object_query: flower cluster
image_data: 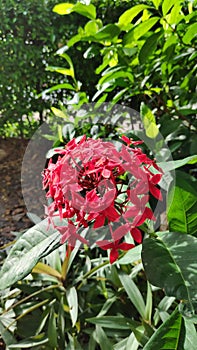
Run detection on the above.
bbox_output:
[43,135,162,263]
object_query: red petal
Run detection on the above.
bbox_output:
[94,214,105,228]
[96,240,113,250]
[118,242,135,250]
[121,135,131,145]
[130,228,142,243]
[149,183,162,200]
[151,174,162,185]
[110,248,119,264]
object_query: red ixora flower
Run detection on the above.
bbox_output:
[42,135,163,263]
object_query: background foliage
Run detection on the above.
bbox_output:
[0,0,197,349]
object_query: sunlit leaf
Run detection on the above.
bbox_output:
[0,219,61,290]
[144,309,197,350]
[124,17,159,44]
[66,287,78,327]
[53,2,96,19]
[167,171,197,235]
[53,3,74,15]
[140,102,159,138]
[118,5,150,28]
[183,23,197,44]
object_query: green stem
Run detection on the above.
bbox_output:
[61,244,72,283]
[77,260,109,290]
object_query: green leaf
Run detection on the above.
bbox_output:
[87,316,135,329]
[158,155,197,172]
[8,334,48,348]
[142,232,197,319]
[139,31,161,64]
[124,17,159,44]
[51,106,68,119]
[140,102,159,138]
[151,0,162,10]
[167,172,197,235]
[94,24,120,41]
[144,309,197,350]
[53,2,96,19]
[53,3,74,15]
[73,3,96,20]
[162,0,180,16]
[66,287,78,327]
[183,23,197,44]
[48,307,58,348]
[94,325,113,350]
[46,65,74,78]
[0,317,17,347]
[38,83,75,97]
[32,262,62,280]
[117,244,142,265]
[118,271,146,319]
[0,219,61,290]
[118,5,150,28]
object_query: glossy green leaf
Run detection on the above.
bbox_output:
[117,244,142,265]
[8,334,48,348]
[51,106,68,119]
[183,23,197,44]
[46,65,74,78]
[94,24,120,41]
[158,155,197,172]
[94,325,113,350]
[140,102,159,138]
[0,317,17,347]
[119,271,146,319]
[53,2,96,19]
[139,32,161,64]
[142,232,197,319]
[87,316,134,329]
[124,17,159,44]
[0,218,61,290]
[48,307,58,348]
[162,0,180,16]
[151,0,162,9]
[167,172,197,235]
[53,3,74,15]
[66,287,78,327]
[144,309,197,350]
[118,5,150,28]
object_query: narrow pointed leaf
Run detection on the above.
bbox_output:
[66,287,78,327]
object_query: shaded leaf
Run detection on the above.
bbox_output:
[94,325,113,350]
[139,32,161,64]
[119,271,146,319]
[142,232,197,319]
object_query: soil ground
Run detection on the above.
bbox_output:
[0,138,35,246]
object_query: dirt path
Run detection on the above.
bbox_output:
[0,138,33,245]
